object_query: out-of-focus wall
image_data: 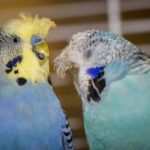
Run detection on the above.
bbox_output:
[0,0,149,149]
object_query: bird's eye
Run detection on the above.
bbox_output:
[13,37,19,43]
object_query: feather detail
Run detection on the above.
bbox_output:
[3,13,56,42]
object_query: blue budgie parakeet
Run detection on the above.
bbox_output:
[54,29,150,150]
[0,14,73,150]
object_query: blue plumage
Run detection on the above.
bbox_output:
[84,62,150,150]
[0,72,67,150]
[0,14,73,150]
[54,29,150,150]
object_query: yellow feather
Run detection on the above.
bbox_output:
[3,14,55,83]
[3,13,56,42]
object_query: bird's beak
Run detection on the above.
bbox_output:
[31,35,49,61]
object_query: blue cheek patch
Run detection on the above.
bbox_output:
[6,56,23,68]
[86,66,105,79]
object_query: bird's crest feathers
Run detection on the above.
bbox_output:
[3,13,56,41]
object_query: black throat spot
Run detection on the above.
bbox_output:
[16,77,27,86]
[14,70,19,74]
[87,71,106,103]
[5,68,13,74]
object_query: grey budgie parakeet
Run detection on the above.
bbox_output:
[54,29,150,150]
[0,14,73,150]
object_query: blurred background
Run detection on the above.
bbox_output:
[0,0,150,149]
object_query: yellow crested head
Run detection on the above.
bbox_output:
[1,14,55,83]
[3,13,56,42]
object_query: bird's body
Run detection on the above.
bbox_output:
[55,29,150,150]
[84,66,150,150]
[0,15,73,150]
[0,71,67,150]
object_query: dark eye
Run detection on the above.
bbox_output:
[13,37,19,43]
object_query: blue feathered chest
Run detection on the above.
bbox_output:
[0,73,66,150]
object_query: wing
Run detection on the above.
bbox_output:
[47,75,73,150]
[62,116,73,150]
